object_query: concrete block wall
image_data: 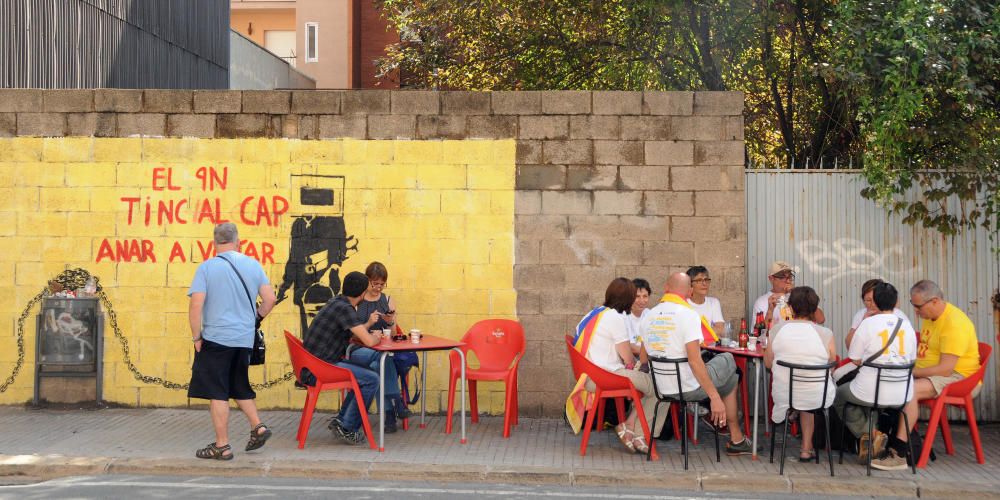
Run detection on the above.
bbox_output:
[0,89,745,417]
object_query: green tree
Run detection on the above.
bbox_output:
[834,0,1000,239]
[377,0,857,167]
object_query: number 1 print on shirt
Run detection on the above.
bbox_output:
[877,329,906,356]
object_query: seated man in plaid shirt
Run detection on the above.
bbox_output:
[302,271,381,444]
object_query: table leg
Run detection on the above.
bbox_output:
[455,347,467,444]
[752,358,761,460]
[379,351,387,452]
[420,351,428,428]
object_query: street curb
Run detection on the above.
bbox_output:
[1,453,999,498]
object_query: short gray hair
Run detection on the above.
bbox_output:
[214,222,239,245]
[910,279,944,300]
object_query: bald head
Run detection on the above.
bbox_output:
[665,272,692,297]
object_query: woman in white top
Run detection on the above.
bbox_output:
[844,278,910,349]
[833,282,917,459]
[582,278,666,455]
[685,266,724,336]
[625,278,652,357]
[764,286,837,462]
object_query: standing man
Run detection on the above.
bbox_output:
[188,223,276,460]
[872,279,981,470]
[302,271,382,445]
[752,261,825,326]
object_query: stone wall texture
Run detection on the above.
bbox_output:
[0,89,745,416]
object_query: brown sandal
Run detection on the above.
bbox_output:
[246,423,272,451]
[196,442,233,460]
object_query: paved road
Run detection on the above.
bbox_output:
[0,475,891,500]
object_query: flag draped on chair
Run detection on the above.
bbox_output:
[564,306,608,434]
[659,293,719,344]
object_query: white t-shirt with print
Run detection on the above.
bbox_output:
[584,310,629,373]
[850,307,910,330]
[640,300,703,395]
[688,296,724,325]
[625,309,648,346]
[848,313,918,405]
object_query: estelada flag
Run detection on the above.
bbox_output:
[659,293,720,344]
[564,305,608,434]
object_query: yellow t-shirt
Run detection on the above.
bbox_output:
[916,302,980,377]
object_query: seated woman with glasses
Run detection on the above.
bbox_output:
[764,286,837,462]
[345,261,407,432]
[685,266,725,338]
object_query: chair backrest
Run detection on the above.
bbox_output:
[461,319,526,371]
[647,354,690,402]
[939,342,992,398]
[776,359,837,411]
[862,359,916,409]
[563,335,633,391]
[283,330,353,385]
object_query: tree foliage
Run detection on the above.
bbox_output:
[376,0,1000,243]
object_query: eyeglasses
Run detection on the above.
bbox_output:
[772,273,794,281]
[692,278,712,284]
[911,298,934,309]
[370,281,386,289]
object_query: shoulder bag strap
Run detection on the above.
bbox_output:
[864,318,902,365]
[218,255,256,319]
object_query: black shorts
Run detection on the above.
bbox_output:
[188,339,256,401]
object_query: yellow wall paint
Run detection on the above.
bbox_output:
[0,137,516,412]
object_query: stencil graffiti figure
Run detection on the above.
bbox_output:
[275,175,358,336]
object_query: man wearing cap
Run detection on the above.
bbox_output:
[302,271,382,445]
[753,261,825,326]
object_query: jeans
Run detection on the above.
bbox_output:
[346,347,401,416]
[335,361,379,432]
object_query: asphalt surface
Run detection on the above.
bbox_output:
[0,475,901,500]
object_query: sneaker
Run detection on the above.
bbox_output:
[384,417,398,434]
[725,437,757,456]
[327,416,343,432]
[334,423,366,445]
[871,447,908,471]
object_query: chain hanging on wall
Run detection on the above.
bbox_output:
[3,269,294,393]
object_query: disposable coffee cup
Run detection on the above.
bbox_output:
[410,329,421,343]
[382,328,392,339]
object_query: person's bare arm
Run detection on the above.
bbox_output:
[914,354,959,378]
[685,341,724,425]
[350,324,380,348]
[813,307,826,325]
[712,322,725,337]
[845,328,857,349]
[257,284,276,318]
[189,292,205,351]
[615,341,634,368]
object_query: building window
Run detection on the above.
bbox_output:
[305,22,319,62]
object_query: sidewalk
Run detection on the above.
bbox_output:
[0,406,997,497]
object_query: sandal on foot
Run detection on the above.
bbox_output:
[196,442,233,460]
[246,423,272,451]
[615,423,636,453]
[632,435,650,454]
[797,450,816,462]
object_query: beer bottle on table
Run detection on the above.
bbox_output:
[754,312,766,338]
[738,318,749,349]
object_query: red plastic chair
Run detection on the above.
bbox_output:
[916,342,992,468]
[446,319,525,438]
[564,335,658,459]
[284,331,376,450]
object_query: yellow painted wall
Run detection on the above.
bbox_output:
[0,137,516,412]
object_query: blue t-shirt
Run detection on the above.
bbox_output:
[188,251,270,348]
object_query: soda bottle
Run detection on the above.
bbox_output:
[738,318,749,349]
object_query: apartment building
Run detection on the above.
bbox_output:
[231,0,399,89]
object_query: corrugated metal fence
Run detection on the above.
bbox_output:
[0,0,228,89]
[746,169,1000,421]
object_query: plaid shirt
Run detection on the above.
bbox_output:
[303,295,363,364]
